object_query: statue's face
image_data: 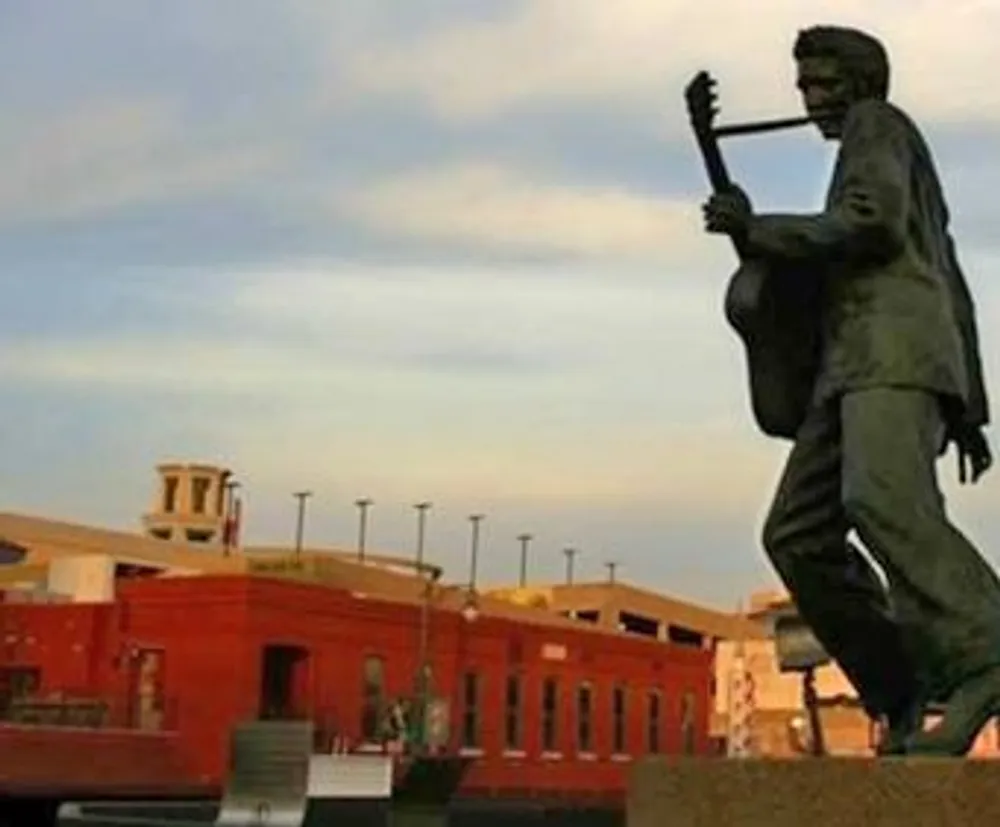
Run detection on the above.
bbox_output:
[796,56,852,140]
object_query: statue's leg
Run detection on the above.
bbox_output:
[762,398,920,729]
[840,387,1000,755]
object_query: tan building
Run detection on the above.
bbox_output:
[715,589,1000,758]
[141,462,234,544]
[485,581,761,650]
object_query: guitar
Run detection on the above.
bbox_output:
[684,71,820,440]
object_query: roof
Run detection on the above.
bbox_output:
[0,512,251,574]
[0,512,625,635]
[0,510,762,642]
[0,512,431,582]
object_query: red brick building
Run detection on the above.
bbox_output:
[0,570,714,798]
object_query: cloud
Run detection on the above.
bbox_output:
[3,259,995,520]
[0,262,735,400]
[0,260,765,515]
[0,99,281,225]
[1,1,996,608]
[341,0,1000,130]
[334,160,721,264]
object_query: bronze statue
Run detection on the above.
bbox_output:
[691,25,998,756]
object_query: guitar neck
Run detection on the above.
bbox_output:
[696,131,732,194]
[694,129,745,257]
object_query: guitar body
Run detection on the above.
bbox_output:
[723,257,821,440]
[684,71,821,441]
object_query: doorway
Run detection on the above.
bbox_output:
[259,644,309,720]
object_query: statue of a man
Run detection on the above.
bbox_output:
[702,25,998,756]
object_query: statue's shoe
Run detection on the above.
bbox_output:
[904,666,1000,757]
[876,699,925,756]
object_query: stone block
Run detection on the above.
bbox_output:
[628,757,1000,827]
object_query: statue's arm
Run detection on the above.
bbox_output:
[945,236,990,427]
[743,101,910,264]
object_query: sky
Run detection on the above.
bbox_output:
[1,0,998,608]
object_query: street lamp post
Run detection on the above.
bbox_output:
[355,498,373,562]
[292,491,312,559]
[414,502,431,570]
[563,547,579,585]
[517,533,532,588]
[468,514,485,592]
[413,501,433,752]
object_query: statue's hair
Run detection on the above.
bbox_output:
[793,26,890,100]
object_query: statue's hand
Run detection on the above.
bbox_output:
[951,422,992,484]
[702,185,752,237]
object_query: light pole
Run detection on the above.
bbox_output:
[413,501,433,752]
[517,533,532,588]
[605,560,619,585]
[292,491,312,559]
[563,547,579,585]
[468,514,485,592]
[414,502,431,571]
[355,497,373,562]
[222,479,240,556]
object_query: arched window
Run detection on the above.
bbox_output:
[576,682,594,753]
[646,690,662,754]
[612,682,628,754]
[541,677,559,752]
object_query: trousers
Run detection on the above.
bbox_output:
[762,387,1000,714]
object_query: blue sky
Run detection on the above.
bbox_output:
[1,0,998,607]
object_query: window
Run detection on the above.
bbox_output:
[617,611,659,638]
[541,677,559,752]
[576,682,594,753]
[612,683,627,754]
[461,671,481,749]
[504,673,522,750]
[163,476,179,513]
[646,690,662,754]
[361,656,385,742]
[681,690,696,754]
[0,667,40,714]
[668,625,704,648]
[0,541,27,565]
[191,477,211,514]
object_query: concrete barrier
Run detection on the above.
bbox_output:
[306,753,393,826]
[628,756,1000,827]
[58,721,394,827]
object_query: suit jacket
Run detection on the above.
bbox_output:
[742,99,990,428]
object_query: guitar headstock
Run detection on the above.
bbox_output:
[685,70,720,138]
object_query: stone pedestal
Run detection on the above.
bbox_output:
[628,757,1000,827]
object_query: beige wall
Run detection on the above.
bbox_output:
[715,634,1000,758]
[46,555,116,603]
[715,638,856,718]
